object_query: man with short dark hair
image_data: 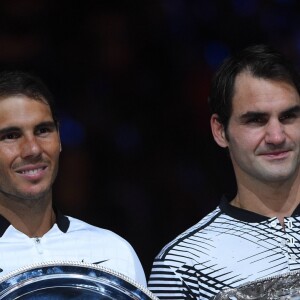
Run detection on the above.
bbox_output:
[148,45,300,299]
[0,71,146,286]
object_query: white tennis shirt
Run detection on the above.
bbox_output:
[149,197,300,299]
[0,211,146,286]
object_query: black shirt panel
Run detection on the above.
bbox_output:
[0,208,70,237]
[219,195,300,222]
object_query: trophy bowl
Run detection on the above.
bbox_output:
[211,270,300,300]
[0,261,158,299]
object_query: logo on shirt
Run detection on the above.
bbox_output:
[93,260,109,265]
[81,259,109,265]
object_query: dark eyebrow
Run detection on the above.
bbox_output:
[0,126,21,136]
[239,105,300,122]
[239,111,268,122]
[279,105,300,117]
[35,121,57,130]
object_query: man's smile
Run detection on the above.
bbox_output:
[15,164,48,180]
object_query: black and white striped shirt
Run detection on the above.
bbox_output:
[148,197,300,299]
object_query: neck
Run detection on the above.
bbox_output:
[232,172,300,225]
[0,195,56,237]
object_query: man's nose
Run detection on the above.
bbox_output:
[20,136,42,158]
[265,120,286,145]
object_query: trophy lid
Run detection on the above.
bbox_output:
[0,261,159,299]
[211,270,300,300]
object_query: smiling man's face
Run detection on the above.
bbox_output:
[0,95,60,202]
[215,71,300,184]
[211,71,300,184]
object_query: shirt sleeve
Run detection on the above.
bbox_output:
[131,249,147,287]
[148,258,199,299]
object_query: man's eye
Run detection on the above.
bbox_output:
[36,127,53,135]
[279,114,296,122]
[39,128,49,133]
[246,118,266,124]
[1,132,20,140]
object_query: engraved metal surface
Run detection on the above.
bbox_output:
[0,261,159,299]
[211,270,300,300]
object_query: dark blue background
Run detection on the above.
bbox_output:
[1,0,299,277]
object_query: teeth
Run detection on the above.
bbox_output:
[21,168,43,175]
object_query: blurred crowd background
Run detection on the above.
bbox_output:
[1,0,300,277]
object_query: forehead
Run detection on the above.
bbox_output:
[232,72,300,115]
[0,95,54,126]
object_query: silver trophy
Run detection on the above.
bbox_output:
[0,261,159,299]
[212,270,300,300]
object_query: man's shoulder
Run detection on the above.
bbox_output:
[66,216,133,249]
[65,216,146,286]
[156,206,222,261]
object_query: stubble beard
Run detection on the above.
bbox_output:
[0,185,53,204]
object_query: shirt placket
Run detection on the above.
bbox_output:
[34,237,44,254]
[283,218,300,270]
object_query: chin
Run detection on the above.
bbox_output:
[19,188,51,201]
[260,173,297,183]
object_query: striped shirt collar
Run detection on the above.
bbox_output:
[220,195,300,222]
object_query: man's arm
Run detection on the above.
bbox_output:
[148,258,199,299]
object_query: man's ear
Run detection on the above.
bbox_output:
[210,114,228,148]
